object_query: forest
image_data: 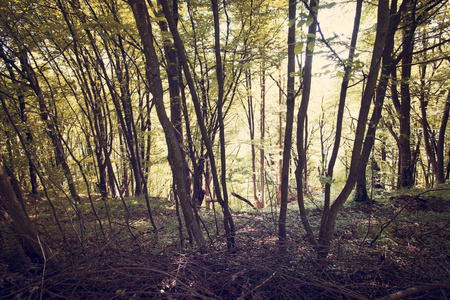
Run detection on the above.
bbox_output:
[0,0,449,298]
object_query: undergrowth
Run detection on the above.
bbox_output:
[0,187,449,299]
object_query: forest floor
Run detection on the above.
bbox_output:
[1,186,449,299]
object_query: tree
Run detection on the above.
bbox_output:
[4,59,39,195]
[0,40,82,205]
[278,0,297,246]
[129,0,205,248]
[243,68,261,208]
[316,0,392,256]
[395,0,416,189]
[388,0,449,188]
[0,149,55,264]
[259,61,266,209]
[295,0,320,247]
[159,0,238,248]
[211,0,235,247]
[417,18,450,185]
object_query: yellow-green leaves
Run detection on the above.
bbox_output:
[305,17,314,27]
[294,42,303,55]
[288,18,296,28]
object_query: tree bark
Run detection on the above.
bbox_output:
[12,64,39,195]
[0,150,55,264]
[159,0,235,248]
[325,0,363,206]
[419,58,436,184]
[244,69,260,208]
[436,90,450,184]
[318,0,391,256]
[398,0,415,188]
[156,0,196,236]
[354,174,369,202]
[446,149,450,180]
[129,0,205,248]
[260,64,266,209]
[211,0,235,248]
[278,68,283,206]
[15,48,81,204]
[295,0,320,247]
[278,0,296,246]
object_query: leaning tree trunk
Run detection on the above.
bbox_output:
[318,0,391,257]
[326,0,363,205]
[159,0,235,248]
[156,0,196,239]
[129,0,205,248]
[0,150,55,264]
[12,65,39,195]
[15,49,81,204]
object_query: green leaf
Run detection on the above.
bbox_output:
[297,19,306,27]
[288,18,296,28]
[307,41,315,52]
[306,17,314,27]
[294,43,303,55]
[318,2,336,10]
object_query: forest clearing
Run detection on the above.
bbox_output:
[0,0,449,298]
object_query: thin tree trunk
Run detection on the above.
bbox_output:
[446,148,450,180]
[260,64,266,209]
[244,69,260,208]
[205,160,212,209]
[12,65,39,195]
[159,0,234,248]
[0,151,54,263]
[13,49,81,204]
[398,0,415,188]
[129,0,205,248]
[114,36,143,196]
[120,133,130,197]
[295,0,320,247]
[326,0,363,207]
[278,68,283,206]
[419,59,437,183]
[318,0,391,256]
[211,0,235,248]
[278,0,296,246]
[436,90,450,184]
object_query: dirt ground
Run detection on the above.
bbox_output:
[1,191,449,299]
